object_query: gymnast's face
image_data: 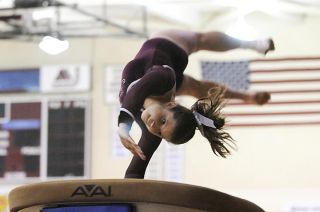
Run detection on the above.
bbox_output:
[141,102,177,141]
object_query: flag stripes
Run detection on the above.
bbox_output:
[201,56,320,127]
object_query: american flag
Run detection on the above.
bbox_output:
[201,57,320,127]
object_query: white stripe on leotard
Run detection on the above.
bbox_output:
[120,108,135,120]
[127,79,141,92]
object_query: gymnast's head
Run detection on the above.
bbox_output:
[141,87,236,158]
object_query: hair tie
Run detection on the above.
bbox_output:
[193,111,216,135]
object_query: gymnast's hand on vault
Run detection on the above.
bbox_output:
[118,123,146,160]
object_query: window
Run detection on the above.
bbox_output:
[47,100,86,177]
[0,104,5,119]
[0,98,90,181]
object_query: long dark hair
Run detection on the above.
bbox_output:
[170,86,236,158]
[169,104,197,144]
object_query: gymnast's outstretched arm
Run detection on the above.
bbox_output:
[125,114,162,178]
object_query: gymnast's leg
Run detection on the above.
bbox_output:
[177,74,271,105]
[151,29,274,55]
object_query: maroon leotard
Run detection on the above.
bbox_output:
[118,38,188,178]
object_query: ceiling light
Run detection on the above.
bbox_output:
[32,8,55,21]
[39,36,69,55]
[226,17,258,41]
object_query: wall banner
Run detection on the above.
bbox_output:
[104,65,123,104]
[40,64,91,93]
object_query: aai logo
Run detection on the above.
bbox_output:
[71,184,112,197]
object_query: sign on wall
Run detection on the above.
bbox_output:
[40,64,91,93]
[0,69,39,93]
[104,65,123,104]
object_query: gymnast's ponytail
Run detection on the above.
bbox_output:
[169,86,235,157]
[191,86,236,158]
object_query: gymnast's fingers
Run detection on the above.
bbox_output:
[120,137,146,160]
[126,140,146,160]
[132,144,146,160]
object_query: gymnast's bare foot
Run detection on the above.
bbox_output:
[245,92,271,105]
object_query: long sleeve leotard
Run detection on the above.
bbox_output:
[118,38,188,178]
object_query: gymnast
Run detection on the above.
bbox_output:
[118,29,275,178]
